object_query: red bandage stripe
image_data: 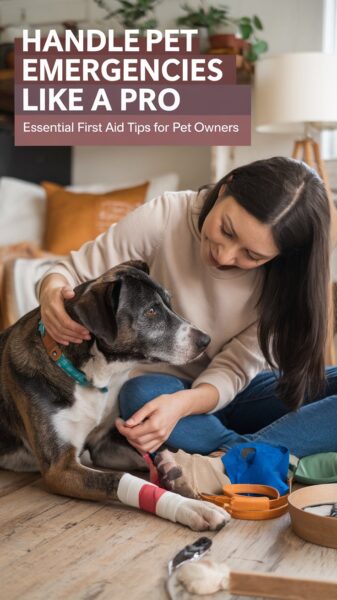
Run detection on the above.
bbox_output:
[139,484,166,513]
[143,453,160,485]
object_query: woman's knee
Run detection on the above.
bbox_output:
[118,374,190,420]
[119,377,147,420]
[324,366,337,395]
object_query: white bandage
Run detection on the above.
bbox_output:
[117,473,149,507]
[156,490,187,522]
[117,473,186,522]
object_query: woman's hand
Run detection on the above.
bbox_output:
[115,391,188,454]
[115,384,219,454]
[39,274,91,345]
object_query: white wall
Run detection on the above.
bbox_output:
[0,0,325,188]
[75,0,325,188]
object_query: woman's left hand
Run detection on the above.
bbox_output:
[115,391,190,454]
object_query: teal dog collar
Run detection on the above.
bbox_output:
[38,321,108,393]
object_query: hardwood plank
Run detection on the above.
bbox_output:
[211,513,337,581]
[192,514,337,600]
[0,477,212,600]
[167,513,337,600]
[1,472,337,600]
[0,469,39,498]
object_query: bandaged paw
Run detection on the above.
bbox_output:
[117,473,230,531]
[174,498,231,531]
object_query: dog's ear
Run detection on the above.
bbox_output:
[86,261,149,288]
[70,280,122,347]
[98,260,149,282]
[122,260,149,274]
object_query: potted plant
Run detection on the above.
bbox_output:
[93,0,161,33]
[176,3,229,52]
[176,3,229,31]
[176,3,268,63]
[218,15,268,63]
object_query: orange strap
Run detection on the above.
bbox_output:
[200,483,289,520]
[40,330,63,361]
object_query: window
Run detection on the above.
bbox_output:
[322,0,337,159]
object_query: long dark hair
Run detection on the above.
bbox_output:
[198,157,331,410]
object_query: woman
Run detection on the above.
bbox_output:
[39,157,337,484]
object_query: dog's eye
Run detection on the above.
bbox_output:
[145,308,157,317]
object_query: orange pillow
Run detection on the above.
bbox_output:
[42,181,149,254]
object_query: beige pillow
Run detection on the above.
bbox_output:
[42,181,149,254]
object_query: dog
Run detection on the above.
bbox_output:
[0,260,229,531]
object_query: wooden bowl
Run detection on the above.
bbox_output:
[288,484,337,548]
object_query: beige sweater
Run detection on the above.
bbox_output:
[41,190,267,411]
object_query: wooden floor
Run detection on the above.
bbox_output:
[1,470,337,600]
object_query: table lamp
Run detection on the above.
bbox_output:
[255,52,337,364]
[255,52,337,191]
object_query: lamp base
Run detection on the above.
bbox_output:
[292,137,336,365]
[292,137,331,196]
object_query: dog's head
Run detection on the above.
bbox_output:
[65,260,210,365]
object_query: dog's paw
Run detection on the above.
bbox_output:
[154,449,198,499]
[175,498,231,531]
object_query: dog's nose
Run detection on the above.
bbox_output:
[196,333,211,349]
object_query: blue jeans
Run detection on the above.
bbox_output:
[118,368,337,458]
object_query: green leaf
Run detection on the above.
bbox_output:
[253,15,263,30]
[175,2,229,29]
[240,16,251,25]
[253,39,268,53]
[93,0,161,24]
[239,23,252,39]
[244,48,258,62]
[142,18,157,29]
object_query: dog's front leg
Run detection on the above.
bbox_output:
[88,426,148,472]
[44,448,230,531]
[44,447,123,502]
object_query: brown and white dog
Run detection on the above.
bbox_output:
[0,260,229,531]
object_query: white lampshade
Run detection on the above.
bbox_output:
[255,53,337,134]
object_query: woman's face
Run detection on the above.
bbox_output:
[201,186,279,270]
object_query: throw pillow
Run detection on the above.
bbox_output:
[42,181,149,254]
[0,173,179,248]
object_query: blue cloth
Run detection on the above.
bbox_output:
[118,367,337,458]
[222,442,290,495]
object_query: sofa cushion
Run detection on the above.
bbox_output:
[42,181,149,254]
